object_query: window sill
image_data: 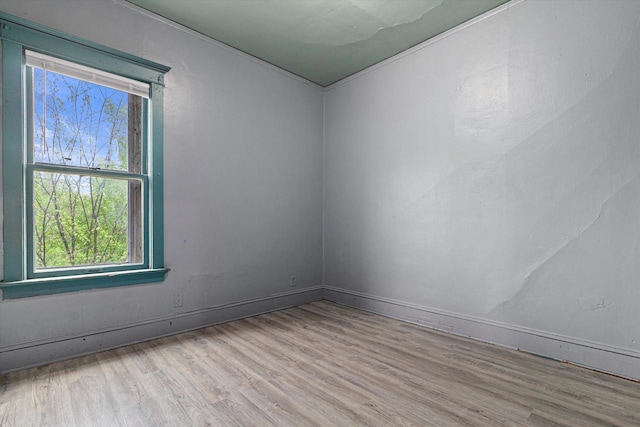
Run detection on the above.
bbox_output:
[0,268,169,300]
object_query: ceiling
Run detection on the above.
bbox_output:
[127,0,509,87]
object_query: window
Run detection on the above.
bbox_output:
[0,13,170,299]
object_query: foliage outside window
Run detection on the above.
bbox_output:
[31,63,141,270]
[0,13,170,299]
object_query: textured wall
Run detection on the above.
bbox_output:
[324,0,640,353]
[0,0,323,358]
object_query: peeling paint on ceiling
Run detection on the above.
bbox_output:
[280,1,445,46]
[126,0,509,87]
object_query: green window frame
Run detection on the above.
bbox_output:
[0,13,170,299]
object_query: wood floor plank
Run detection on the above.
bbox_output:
[0,401,17,426]
[94,350,165,427]
[1,301,639,426]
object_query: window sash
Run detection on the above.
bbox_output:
[29,163,147,180]
[25,164,150,273]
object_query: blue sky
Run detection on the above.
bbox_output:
[32,67,130,171]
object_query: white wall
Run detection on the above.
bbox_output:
[324,0,640,378]
[0,0,324,370]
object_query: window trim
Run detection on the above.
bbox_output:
[0,12,170,299]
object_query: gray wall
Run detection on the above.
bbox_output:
[0,0,324,370]
[324,0,640,378]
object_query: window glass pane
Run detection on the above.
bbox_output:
[33,171,142,269]
[31,67,141,172]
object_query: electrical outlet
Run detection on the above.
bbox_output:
[173,293,183,308]
[290,275,297,287]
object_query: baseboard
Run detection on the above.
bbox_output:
[4,285,638,380]
[0,286,323,374]
[323,287,640,381]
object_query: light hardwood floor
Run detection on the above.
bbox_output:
[1,301,639,426]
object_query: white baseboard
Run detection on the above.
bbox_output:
[323,287,640,381]
[0,286,323,374]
